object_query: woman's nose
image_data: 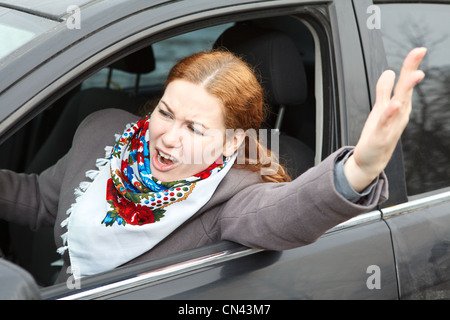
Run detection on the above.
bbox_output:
[162,124,183,148]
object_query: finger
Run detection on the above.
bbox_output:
[375,70,396,107]
[396,69,426,96]
[390,69,424,115]
[394,47,427,98]
[383,100,402,123]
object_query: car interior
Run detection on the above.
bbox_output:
[0,14,318,287]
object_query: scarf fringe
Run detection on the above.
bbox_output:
[60,218,68,228]
[57,246,68,255]
[56,144,114,257]
[86,170,99,180]
[96,158,108,168]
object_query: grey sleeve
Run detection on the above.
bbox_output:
[217,147,388,250]
[0,153,68,230]
[333,149,379,203]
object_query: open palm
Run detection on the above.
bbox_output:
[344,47,427,192]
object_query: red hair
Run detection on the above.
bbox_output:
[165,50,291,183]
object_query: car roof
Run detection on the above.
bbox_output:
[0,0,97,20]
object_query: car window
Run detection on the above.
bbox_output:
[81,24,233,90]
[0,8,58,61]
[379,3,450,196]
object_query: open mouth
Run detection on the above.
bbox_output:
[157,149,178,165]
[152,148,180,172]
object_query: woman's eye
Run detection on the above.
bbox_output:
[188,125,204,136]
[159,109,172,118]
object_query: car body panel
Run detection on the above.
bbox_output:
[382,190,450,299]
[42,213,397,300]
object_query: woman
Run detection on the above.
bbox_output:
[0,48,426,282]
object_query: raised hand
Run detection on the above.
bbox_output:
[344,47,427,192]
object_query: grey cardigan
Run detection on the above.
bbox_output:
[0,109,388,283]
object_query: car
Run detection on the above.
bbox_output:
[0,0,450,300]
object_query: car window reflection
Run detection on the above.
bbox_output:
[380,3,450,196]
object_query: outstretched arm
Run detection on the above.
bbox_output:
[344,47,427,192]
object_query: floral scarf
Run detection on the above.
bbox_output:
[104,114,227,227]
[58,114,236,278]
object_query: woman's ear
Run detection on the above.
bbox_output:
[223,129,246,157]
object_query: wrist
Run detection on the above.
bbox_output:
[343,154,379,193]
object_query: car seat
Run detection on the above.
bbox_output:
[214,23,315,178]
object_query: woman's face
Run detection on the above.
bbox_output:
[149,79,238,182]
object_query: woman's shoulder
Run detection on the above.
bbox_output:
[216,167,264,196]
[79,108,140,130]
[74,109,140,142]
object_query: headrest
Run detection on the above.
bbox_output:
[214,24,307,106]
[110,45,155,74]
